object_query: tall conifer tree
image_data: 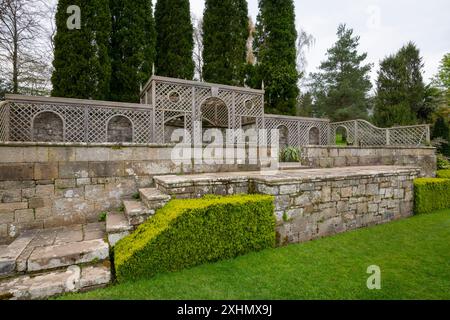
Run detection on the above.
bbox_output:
[253,0,299,115]
[202,0,249,85]
[374,42,425,126]
[109,0,156,102]
[52,0,111,100]
[308,24,372,121]
[155,0,194,79]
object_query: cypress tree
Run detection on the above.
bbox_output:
[51,0,111,100]
[373,42,425,127]
[110,0,156,103]
[155,0,194,79]
[253,0,299,115]
[202,0,249,85]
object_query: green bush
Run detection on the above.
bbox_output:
[436,170,450,179]
[437,154,450,170]
[414,178,450,214]
[280,146,301,162]
[114,194,275,282]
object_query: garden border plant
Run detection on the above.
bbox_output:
[114,194,276,282]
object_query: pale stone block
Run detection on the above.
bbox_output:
[35,184,54,196]
[15,209,35,223]
[340,187,353,198]
[0,147,24,163]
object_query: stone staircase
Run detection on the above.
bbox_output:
[0,223,111,300]
[106,188,171,246]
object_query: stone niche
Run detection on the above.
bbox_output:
[33,112,64,142]
[107,115,133,143]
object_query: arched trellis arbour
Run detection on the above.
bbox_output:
[106,115,133,143]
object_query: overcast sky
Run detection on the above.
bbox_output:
[190,0,450,85]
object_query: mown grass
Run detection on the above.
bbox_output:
[60,209,450,300]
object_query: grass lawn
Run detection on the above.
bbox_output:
[60,209,450,300]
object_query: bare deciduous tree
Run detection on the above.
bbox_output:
[297,28,315,77]
[0,0,54,95]
[192,14,203,81]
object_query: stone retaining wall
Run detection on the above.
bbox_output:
[0,143,259,240]
[252,168,419,245]
[154,166,420,245]
[301,146,436,177]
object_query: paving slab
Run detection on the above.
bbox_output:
[0,231,37,276]
[124,200,155,217]
[27,239,109,272]
[0,264,111,300]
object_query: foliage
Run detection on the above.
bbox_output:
[414,178,450,214]
[432,53,450,105]
[114,194,275,282]
[155,0,194,80]
[335,134,347,146]
[109,0,156,102]
[132,192,141,200]
[202,0,249,85]
[436,169,450,179]
[98,212,107,222]
[308,24,372,121]
[280,146,301,163]
[373,42,426,127]
[0,78,10,100]
[62,209,450,300]
[436,154,450,170]
[52,0,111,100]
[431,116,450,156]
[297,92,315,117]
[251,0,299,115]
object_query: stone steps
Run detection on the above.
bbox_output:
[140,188,171,210]
[27,239,109,272]
[0,263,111,300]
[106,212,132,246]
[105,188,172,246]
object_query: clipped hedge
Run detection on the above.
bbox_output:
[414,178,450,214]
[436,170,450,179]
[114,194,275,282]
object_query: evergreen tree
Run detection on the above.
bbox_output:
[373,42,426,127]
[432,116,450,156]
[252,0,299,115]
[110,0,156,102]
[52,0,111,100]
[309,24,372,121]
[155,0,194,79]
[202,0,249,85]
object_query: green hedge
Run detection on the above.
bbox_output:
[414,178,450,214]
[114,194,275,282]
[436,170,450,179]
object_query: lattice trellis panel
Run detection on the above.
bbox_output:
[329,120,430,146]
[87,107,153,144]
[0,102,10,142]
[6,101,153,143]
[388,126,429,146]
[264,116,330,148]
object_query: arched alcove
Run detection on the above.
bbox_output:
[107,115,133,143]
[309,127,320,145]
[336,126,349,146]
[33,111,64,142]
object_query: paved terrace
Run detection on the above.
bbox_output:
[155,166,421,188]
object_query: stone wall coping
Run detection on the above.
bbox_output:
[154,166,421,188]
[5,94,152,110]
[0,142,176,148]
[302,145,436,150]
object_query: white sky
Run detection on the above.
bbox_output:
[190,0,450,84]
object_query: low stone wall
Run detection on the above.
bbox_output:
[253,167,419,245]
[301,146,436,177]
[0,143,259,240]
[154,166,420,245]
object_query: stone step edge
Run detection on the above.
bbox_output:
[139,188,171,202]
[123,200,155,217]
[27,239,109,273]
[0,263,111,300]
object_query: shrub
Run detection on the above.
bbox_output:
[280,146,301,162]
[114,194,275,282]
[414,178,450,214]
[437,170,450,179]
[436,154,450,170]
